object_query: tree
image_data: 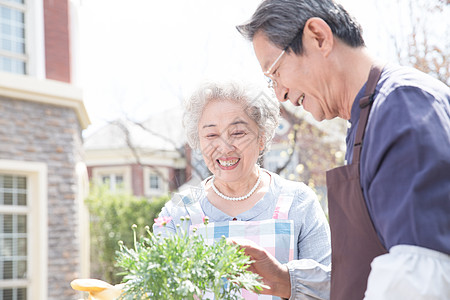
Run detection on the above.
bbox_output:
[116,117,207,182]
[378,0,449,84]
[268,105,346,210]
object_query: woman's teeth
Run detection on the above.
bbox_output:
[217,159,239,167]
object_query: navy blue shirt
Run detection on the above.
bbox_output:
[346,64,450,254]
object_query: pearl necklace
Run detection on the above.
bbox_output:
[211,172,262,201]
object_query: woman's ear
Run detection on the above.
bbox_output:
[303,17,334,57]
[259,136,265,153]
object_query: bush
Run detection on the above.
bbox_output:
[85,184,168,284]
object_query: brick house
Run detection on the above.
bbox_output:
[84,108,192,198]
[0,1,90,300]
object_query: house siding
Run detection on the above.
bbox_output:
[44,0,71,82]
[0,96,84,300]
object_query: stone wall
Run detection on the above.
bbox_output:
[0,96,83,299]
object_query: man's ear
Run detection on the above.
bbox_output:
[303,17,334,57]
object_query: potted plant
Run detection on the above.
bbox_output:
[115,216,266,299]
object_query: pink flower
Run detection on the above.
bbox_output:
[154,216,173,227]
[202,215,209,225]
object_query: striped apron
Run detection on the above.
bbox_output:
[182,192,295,300]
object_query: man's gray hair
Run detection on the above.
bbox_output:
[183,81,280,156]
[236,0,364,55]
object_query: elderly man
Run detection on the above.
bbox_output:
[236,0,450,299]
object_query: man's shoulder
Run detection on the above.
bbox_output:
[378,64,449,102]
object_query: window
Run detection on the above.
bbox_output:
[101,174,124,192]
[143,167,168,197]
[0,0,26,74]
[92,166,131,193]
[0,174,27,300]
[0,0,45,77]
[0,160,47,300]
[149,174,160,190]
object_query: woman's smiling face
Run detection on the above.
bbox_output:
[198,98,263,183]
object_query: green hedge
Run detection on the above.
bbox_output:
[85,184,168,284]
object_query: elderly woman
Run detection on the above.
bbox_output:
[153,81,331,299]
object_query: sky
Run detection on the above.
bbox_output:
[78,0,264,136]
[77,0,448,136]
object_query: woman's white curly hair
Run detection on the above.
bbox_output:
[183,80,280,156]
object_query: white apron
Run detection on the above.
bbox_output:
[181,188,295,300]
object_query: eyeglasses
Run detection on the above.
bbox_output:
[263,49,286,89]
[262,29,300,90]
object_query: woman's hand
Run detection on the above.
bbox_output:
[228,238,291,299]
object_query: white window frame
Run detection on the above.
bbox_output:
[0,159,48,300]
[0,0,45,77]
[144,167,168,197]
[101,174,123,191]
[149,173,160,190]
[92,166,131,193]
[76,162,90,278]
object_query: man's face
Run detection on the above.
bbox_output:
[252,31,334,121]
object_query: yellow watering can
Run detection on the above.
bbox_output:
[71,279,124,300]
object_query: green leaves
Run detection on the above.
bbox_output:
[85,184,168,284]
[116,223,266,299]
